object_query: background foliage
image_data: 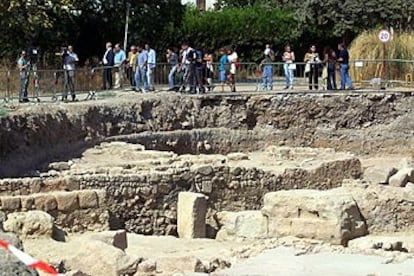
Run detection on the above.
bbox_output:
[0,0,413,66]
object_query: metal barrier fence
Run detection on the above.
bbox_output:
[1,59,414,103]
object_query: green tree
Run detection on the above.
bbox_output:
[178,5,299,60]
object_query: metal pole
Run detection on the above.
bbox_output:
[123,3,130,52]
[382,43,387,88]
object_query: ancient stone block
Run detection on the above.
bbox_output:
[55,191,79,212]
[216,211,266,241]
[364,166,397,184]
[389,169,410,187]
[3,210,54,237]
[78,190,98,209]
[95,190,107,207]
[90,230,128,250]
[34,194,58,211]
[156,256,205,274]
[177,192,207,239]
[196,165,214,176]
[67,240,139,276]
[136,259,156,273]
[0,196,21,211]
[262,189,367,245]
[20,196,34,210]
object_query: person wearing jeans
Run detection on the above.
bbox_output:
[322,46,337,90]
[338,43,354,90]
[282,45,295,89]
[166,48,178,91]
[134,45,149,93]
[145,43,156,91]
[261,44,274,91]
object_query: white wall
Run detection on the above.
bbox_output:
[181,0,217,10]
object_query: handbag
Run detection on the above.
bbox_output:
[288,63,296,70]
[304,62,311,74]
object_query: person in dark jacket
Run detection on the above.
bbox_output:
[102,42,114,90]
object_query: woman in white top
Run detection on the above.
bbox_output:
[227,46,238,92]
[282,45,295,89]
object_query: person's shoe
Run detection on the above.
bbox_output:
[347,87,355,90]
[23,98,30,102]
[283,86,289,89]
[72,96,78,102]
[289,86,294,89]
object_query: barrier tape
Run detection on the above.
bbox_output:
[0,239,61,275]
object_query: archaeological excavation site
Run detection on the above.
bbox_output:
[1,92,414,275]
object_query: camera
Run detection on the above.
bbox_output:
[61,47,69,57]
[27,47,39,64]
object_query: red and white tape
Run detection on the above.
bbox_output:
[0,238,61,275]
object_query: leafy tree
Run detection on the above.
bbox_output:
[178,5,299,61]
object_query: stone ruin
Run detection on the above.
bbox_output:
[1,93,414,275]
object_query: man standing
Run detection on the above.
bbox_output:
[145,43,156,91]
[102,42,114,90]
[166,47,178,91]
[261,44,275,91]
[113,43,126,89]
[338,43,354,90]
[134,45,149,93]
[180,42,196,93]
[17,50,30,103]
[127,45,138,87]
[59,45,79,102]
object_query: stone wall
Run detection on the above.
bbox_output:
[0,190,109,233]
[0,156,360,235]
[1,93,413,177]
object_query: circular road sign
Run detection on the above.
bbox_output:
[378,29,391,43]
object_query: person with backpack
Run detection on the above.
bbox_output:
[261,44,275,91]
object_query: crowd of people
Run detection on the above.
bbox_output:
[261,43,353,91]
[119,42,239,94]
[16,41,354,103]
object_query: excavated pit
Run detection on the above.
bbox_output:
[1,93,414,236]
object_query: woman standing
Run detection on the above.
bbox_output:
[304,45,320,90]
[282,45,295,89]
[227,46,238,92]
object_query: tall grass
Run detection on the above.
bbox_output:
[349,31,414,81]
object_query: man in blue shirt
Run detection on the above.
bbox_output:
[145,43,156,91]
[338,43,354,90]
[134,45,149,93]
[113,43,126,89]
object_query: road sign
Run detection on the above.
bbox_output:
[378,29,391,43]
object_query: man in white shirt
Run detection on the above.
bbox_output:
[145,43,156,91]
